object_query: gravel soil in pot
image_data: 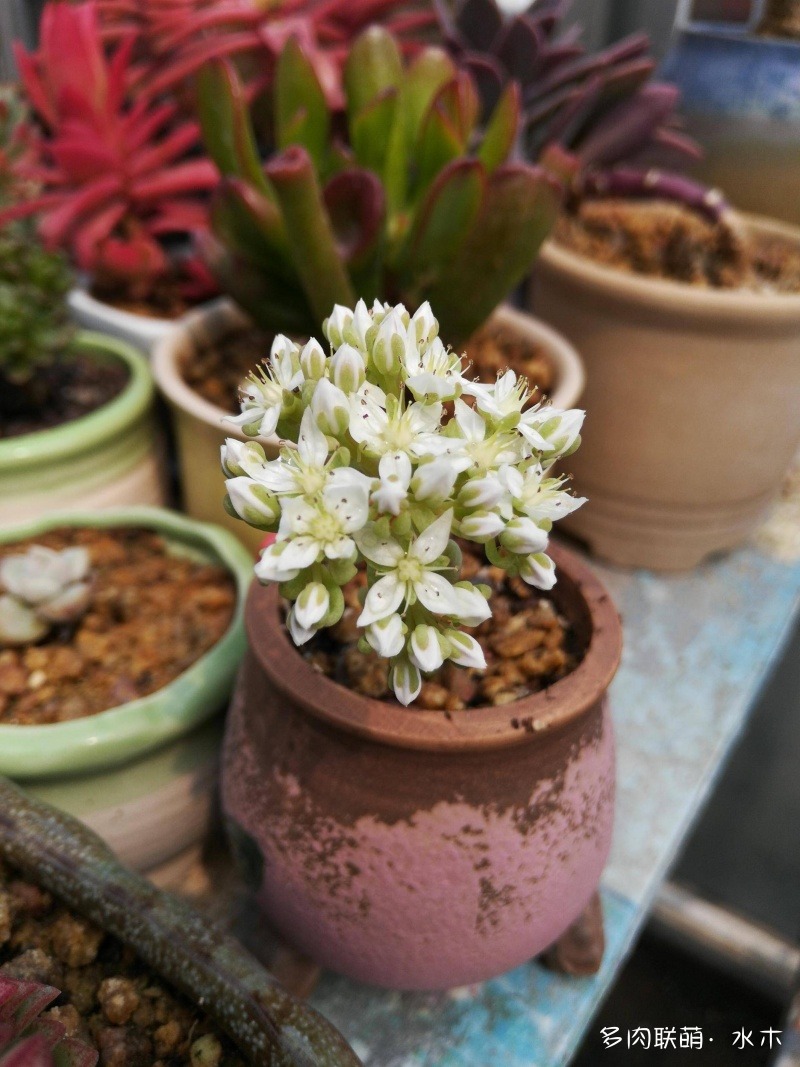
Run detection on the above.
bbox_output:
[0,526,236,727]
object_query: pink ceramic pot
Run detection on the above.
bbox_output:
[222,542,622,990]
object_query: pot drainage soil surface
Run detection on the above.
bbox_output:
[556,200,800,292]
[300,545,582,711]
[0,353,128,440]
[181,322,557,416]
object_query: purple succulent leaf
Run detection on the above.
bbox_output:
[649,126,703,162]
[323,168,386,268]
[578,167,730,223]
[455,0,504,51]
[532,40,653,101]
[540,73,604,148]
[575,82,682,167]
[494,15,542,84]
[530,40,585,80]
[432,0,462,46]
[463,54,505,116]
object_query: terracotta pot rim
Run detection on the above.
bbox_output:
[245,540,622,753]
[539,213,800,320]
[151,301,586,437]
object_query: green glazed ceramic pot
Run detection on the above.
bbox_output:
[0,332,166,528]
[0,507,253,880]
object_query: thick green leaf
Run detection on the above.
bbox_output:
[477,83,520,174]
[210,179,293,278]
[345,27,402,122]
[350,88,397,175]
[413,79,469,200]
[275,38,330,175]
[382,47,455,217]
[266,147,355,329]
[196,60,271,198]
[209,246,316,336]
[424,164,561,345]
[395,159,485,292]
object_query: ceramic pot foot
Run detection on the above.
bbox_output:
[541,891,605,977]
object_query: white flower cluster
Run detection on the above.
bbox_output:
[222,300,585,706]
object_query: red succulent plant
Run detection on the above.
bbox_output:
[0,974,98,1067]
[94,0,434,107]
[5,2,219,308]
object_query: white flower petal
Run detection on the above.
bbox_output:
[391,659,422,706]
[354,528,405,567]
[500,518,549,555]
[409,624,445,674]
[414,571,462,616]
[358,573,406,626]
[365,614,406,658]
[411,510,453,565]
[297,408,330,467]
[520,552,557,590]
[287,606,317,645]
[446,631,487,670]
[294,582,330,630]
[451,585,492,626]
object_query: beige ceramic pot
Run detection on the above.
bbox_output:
[533,214,800,570]
[153,301,586,556]
[222,541,621,990]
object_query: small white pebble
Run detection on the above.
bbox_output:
[28,670,46,689]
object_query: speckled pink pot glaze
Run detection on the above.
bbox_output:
[222,543,622,990]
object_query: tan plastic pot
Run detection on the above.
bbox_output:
[153,301,586,556]
[532,214,800,570]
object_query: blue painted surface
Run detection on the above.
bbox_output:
[308,541,800,1066]
[661,30,800,120]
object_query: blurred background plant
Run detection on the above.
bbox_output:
[93,0,434,108]
[433,0,708,211]
[0,83,36,208]
[3,2,219,315]
[0,231,75,420]
[197,26,560,345]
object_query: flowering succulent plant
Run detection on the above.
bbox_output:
[199,26,560,345]
[5,2,218,309]
[222,299,584,705]
[0,975,98,1066]
[435,0,705,209]
[0,546,92,647]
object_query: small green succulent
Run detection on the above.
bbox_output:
[0,231,75,415]
[0,545,93,647]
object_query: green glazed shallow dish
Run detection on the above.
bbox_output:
[0,507,253,780]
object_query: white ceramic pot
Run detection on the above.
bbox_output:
[153,301,586,555]
[68,288,179,354]
[0,332,166,528]
[533,214,800,570]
